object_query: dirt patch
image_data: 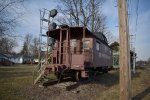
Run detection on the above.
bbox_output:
[20,83,108,100]
[16,67,150,100]
[19,72,117,100]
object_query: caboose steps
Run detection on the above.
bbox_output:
[33,62,51,84]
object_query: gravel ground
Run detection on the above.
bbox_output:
[1,66,149,100]
[19,71,119,100]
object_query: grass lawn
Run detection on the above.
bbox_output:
[0,65,149,100]
[0,65,34,100]
[96,67,150,100]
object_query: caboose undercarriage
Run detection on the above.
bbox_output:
[33,26,112,84]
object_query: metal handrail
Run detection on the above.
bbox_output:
[32,64,45,84]
[32,56,50,84]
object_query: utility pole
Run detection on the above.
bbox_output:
[130,34,136,74]
[130,34,134,51]
[118,0,131,100]
[132,48,136,74]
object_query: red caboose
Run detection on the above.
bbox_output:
[33,26,112,84]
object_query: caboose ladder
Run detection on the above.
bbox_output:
[58,29,69,65]
[33,61,48,84]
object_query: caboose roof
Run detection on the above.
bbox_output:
[46,26,108,46]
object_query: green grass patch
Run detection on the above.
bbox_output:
[0,67,33,100]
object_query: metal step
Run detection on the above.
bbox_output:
[34,72,44,84]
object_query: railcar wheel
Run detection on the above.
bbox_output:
[75,71,81,81]
[56,73,63,82]
[88,70,95,81]
[103,69,108,73]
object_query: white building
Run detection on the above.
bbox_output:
[9,55,23,64]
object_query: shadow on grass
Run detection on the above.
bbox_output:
[42,71,119,90]
[132,87,150,100]
[42,70,142,91]
[131,71,141,79]
[43,77,76,86]
[79,71,119,87]
[81,70,141,87]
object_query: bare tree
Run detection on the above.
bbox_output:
[30,37,39,58]
[56,0,117,44]
[0,0,27,54]
[21,34,33,56]
[0,37,17,53]
[0,0,26,37]
[21,40,28,56]
[21,34,40,58]
[104,31,117,44]
[57,0,106,32]
[147,58,150,65]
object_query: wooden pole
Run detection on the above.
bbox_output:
[133,48,136,74]
[118,0,131,100]
[46,37,48,64]
[59,30,62,64]
[39,10,42,67]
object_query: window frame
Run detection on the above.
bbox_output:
[96,41,100,51]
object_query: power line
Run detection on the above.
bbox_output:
[135,0,139,32]
[127,0,134,50]
[134,0,140,49]
[127,0,140,51]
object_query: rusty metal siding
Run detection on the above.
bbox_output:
[71,54,84,65]
[92,38,113,67]
[47,27,112,71]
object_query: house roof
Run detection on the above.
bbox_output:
[110,41,119,47]
[0,53,9,59]
[110,41,136,56]
[10,55,23,59]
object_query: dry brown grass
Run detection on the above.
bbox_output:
[0,65,149,100]
[96,67,150,100]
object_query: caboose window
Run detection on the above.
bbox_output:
[70,39,77,47]
[83,40,90,49]
[54,41,58,47]
[104,46,107,52]
[96,42,99,51]
[109,49,112,55]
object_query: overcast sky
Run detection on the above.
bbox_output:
[16,0,150,61]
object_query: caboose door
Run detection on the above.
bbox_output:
[58,29,70,66]
[83,38,93,66]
